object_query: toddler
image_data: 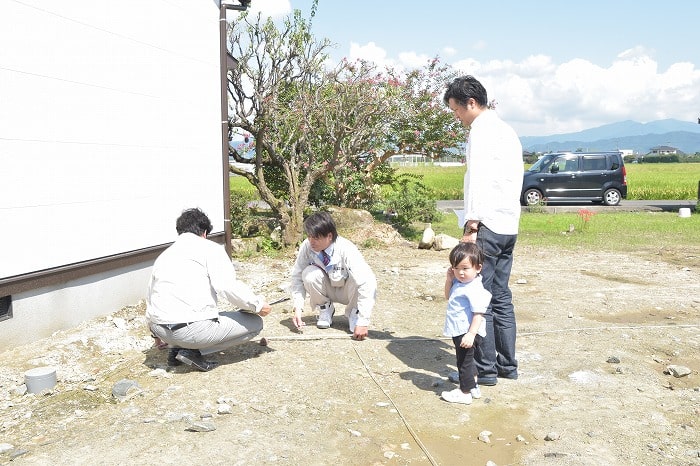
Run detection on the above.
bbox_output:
[441,242,491,404]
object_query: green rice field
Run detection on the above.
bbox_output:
[394,162,700,200]
[231,163,700,201]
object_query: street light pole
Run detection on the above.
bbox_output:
[218,0,250,256]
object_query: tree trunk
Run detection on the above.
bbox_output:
[281,209,304,247]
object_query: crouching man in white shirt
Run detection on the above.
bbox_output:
[146,208,272,371]
[290,211,377,341]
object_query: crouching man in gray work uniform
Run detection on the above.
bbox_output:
[146,208,272,371]
[290,211,377,341]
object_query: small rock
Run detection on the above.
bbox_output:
[148,368,171,378]
[667,365,692,378]
[0,443,14,454]
[112,379,143,401]
[217,397,237,405]
[383,451,396,459]
[348,429,361,437]
[83,385,98,391]
[544,452,568,458]
[544,432,561,441]
[9,449,29,459]
[375,402,390,407]
[478,430,492,443]
[259,337,268,346]
[486,461,498,466]
[186,421,216,432]
[515,434,526,442]
[12,385,27,397]
[567,312,573,318]
[606,356,620,364]
[217,404,232,414]
[516,278,527,285]
[112,317,128,330]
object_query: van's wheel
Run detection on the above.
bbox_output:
[523,189,544,206]
[603,188,621,206]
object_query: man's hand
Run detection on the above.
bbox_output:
[292,308,305,331]
[461,220,479,243]
[460,332,476,348]
[258,304,272,317]
[353,325,368,341]
[461,230,477,243]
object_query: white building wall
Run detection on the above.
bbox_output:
[0,1,229,348]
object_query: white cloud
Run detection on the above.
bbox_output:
[249,0,291,18]
[349,41,394,67]
[342,39,700,135]
[448,50,700,136]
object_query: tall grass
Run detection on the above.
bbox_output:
[430,209,700,254]
[625,163,699,200]
[393,162,700,200]
[233,163,700,200]
[231,175,258,196]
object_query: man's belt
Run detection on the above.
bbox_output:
[160,317,219,332]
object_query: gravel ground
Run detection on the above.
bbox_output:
[1,212,699,465]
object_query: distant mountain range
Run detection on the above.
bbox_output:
[520,119,700,154]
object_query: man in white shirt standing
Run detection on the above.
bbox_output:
[290,211,377,341]
[443,76,524,386]
[147,208,272,371]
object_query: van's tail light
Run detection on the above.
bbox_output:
[622,165,627,185]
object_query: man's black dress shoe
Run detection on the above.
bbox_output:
[175,349,217,372]
[167,348,182,366]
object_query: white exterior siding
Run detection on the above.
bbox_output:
[0,1,227,350]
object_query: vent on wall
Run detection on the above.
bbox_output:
[0,296,12,321]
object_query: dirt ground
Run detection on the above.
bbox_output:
[1,215,699,466]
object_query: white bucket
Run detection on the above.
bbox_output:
[678,208,691,218]
[24,366,57,393]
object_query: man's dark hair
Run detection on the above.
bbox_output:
[303,211,338,242]
[176,208,213,236]
[449,241,484,268]
[443,75,488,108]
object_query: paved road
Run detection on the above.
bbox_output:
[436,199,697,214]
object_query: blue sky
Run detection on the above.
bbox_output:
[246,0,699,137]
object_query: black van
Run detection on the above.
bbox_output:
[521,151,627,206]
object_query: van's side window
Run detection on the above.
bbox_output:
[582,156,606,171]
[552,156,578,173]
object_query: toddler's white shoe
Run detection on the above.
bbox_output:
[440,388,473,404]
[316,302,335,329]
[470,386,481,399]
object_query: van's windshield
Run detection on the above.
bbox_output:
[527,154,554,172]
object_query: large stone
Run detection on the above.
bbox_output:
[432,234,459,251]
[418,223,435,249]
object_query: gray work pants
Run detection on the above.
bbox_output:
[150,310,263,356]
